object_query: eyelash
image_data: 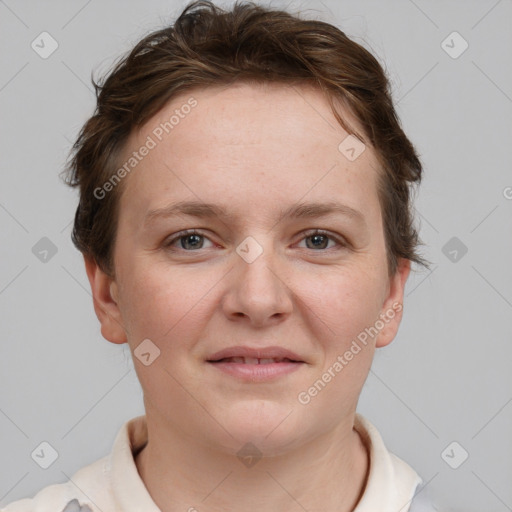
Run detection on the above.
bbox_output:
[163,229,348,252]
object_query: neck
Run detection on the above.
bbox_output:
[135,412,369,512]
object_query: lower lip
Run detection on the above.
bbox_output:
[208,361,304,381]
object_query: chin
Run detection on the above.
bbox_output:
[215,399,305,455]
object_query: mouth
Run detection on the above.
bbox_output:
[206,346,305,381]
[211,356,299,364]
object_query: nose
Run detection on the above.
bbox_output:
[221,237,293,326]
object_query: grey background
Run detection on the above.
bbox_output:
[1,0,511,510]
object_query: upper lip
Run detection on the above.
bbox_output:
[207,346,304,362]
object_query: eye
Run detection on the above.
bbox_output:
[163,230,215,251]
[163,228,348,253]
[297,229,347,250]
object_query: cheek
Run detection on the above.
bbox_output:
[118,265,214,401]
[293,271,382,415]
[118,262,216,348]
[297,267,385,345]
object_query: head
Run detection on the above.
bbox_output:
[63,1,427,453]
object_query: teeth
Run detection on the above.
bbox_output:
[221,357,290,364]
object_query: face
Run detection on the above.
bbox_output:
[86,82,410,456]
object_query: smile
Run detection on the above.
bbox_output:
[206,346,306,381]
[215,357,297,364]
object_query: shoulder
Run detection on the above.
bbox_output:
[1,456,110,512]
[1,415,147,512]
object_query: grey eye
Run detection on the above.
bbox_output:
[305,233,331,249]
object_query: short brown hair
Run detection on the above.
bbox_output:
[62,0,428,277]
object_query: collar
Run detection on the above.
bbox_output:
[353,413,422,511]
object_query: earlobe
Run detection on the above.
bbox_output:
[83,256,127,345]
[375,258,411,348]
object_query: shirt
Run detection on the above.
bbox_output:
[1,413,438,512]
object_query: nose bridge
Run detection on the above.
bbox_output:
[236,233,284,293]
[224,233,292,323]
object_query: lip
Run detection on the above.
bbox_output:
[207,345,304,363]
[209,360,303,381]
[206,346,305,382]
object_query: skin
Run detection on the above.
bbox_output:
[85,82,410,512]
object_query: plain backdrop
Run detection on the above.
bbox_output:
[1,0,511,510]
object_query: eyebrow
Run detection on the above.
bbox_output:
[143,200,367,227]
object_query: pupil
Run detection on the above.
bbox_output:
[308,234,327,249]
[183,234,202,249]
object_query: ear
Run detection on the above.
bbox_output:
[375,258,411,348]
[83,255,127,344]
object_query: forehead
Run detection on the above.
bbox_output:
[138,81,366,148]
[117,82,381,221]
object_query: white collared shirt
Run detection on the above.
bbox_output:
[1,413,437,511]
